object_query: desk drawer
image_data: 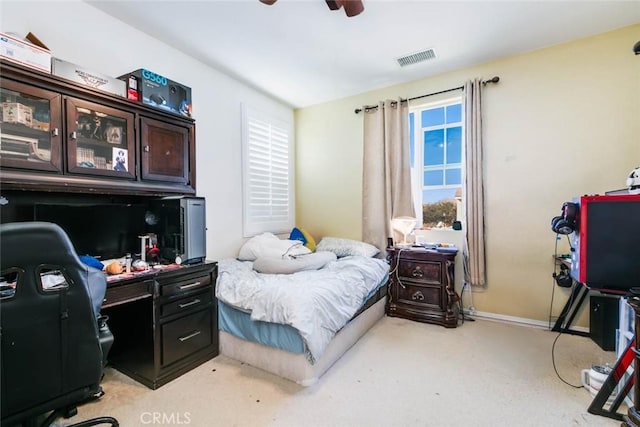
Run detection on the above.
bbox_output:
[103,280,153,308]
[161,289,211,317]
[160,273,211,297]
[161,308,213,367]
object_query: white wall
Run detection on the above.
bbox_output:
[1,0,294,261]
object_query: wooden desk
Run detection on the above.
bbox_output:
[101,261,218,389]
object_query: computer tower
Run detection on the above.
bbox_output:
[590,295,619,351]
[148,196,206,264]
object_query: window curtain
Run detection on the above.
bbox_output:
[463,79,487,287]
[362,99,414,255]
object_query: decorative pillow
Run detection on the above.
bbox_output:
[289,227,317,251]
[315,237,379,258]
[238,232,311,261]
[253,251,337,274]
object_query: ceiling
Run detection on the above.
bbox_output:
[87,0,640,108]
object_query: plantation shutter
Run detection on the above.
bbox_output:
[242,105,293,237]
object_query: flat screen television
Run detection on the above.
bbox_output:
[34,202,147,261]
[568,194,640,290]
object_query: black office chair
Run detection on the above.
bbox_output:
[0,222,118,427]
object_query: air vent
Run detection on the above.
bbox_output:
[396,48,436,67]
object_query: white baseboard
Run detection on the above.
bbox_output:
[463,309,590,333]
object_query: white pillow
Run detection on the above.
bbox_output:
[253,251,337,274]
[238,232,311,261]
[315,237,379,258]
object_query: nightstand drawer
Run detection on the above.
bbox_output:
[396,281,441,308]
[397,260,441,284]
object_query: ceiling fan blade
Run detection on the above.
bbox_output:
[325,0,340,10]
[343,0,364,17]
[325,0,364,17]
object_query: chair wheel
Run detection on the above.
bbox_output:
[63,406,79,418]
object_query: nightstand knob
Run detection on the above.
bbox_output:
[411,267,424,278]
[412,291,424,301]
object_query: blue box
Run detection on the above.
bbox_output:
[119,69,192,118]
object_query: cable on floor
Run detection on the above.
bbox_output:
[551,331,583,388]
[458,282,475,325]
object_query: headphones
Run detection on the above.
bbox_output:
[550,202,578,235]
[553,263,573,288]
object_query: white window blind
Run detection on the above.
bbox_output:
[242,105,294,237]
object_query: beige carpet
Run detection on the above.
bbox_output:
[58,317,625,426]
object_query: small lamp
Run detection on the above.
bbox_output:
[391,216,417,246]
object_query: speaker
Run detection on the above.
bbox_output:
[590,295,619,351]
[551,202,578,234]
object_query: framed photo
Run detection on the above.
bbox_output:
[112,147,128,172]
[105,124,123,144]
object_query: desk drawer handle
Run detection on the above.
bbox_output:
[412,291,424,301]
[179,281,201,290]
[178,298,201,309]
[179,330,202,342]
[411,267,423,278]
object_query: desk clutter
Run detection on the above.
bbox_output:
[103,261,183,283]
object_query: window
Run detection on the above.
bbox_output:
[409,97,464,228]
[241,104,294,237]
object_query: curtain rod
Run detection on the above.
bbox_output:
[354,76,500,114]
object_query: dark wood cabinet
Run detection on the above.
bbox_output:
[0,60,196,196]
[102,262,218,389]
[140,116,191,184]
[386,247,459,328]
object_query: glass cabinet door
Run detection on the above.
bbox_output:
[0,80,62,172]
[66,97,135,179]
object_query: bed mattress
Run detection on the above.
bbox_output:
[218,276,388,356]
[219,295,387,386]
[216,255,389,363]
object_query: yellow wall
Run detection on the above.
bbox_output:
[295,24,640,324]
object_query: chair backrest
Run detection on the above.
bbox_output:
[0,222,106,424]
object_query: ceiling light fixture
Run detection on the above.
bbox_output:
[259,0,365,17]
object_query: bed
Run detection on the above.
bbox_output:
[216,235,389,386]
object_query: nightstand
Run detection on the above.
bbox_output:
[386,246,459,328]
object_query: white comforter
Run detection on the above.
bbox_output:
[216,256,389,363]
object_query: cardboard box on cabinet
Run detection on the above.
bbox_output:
[0,32,51,73]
